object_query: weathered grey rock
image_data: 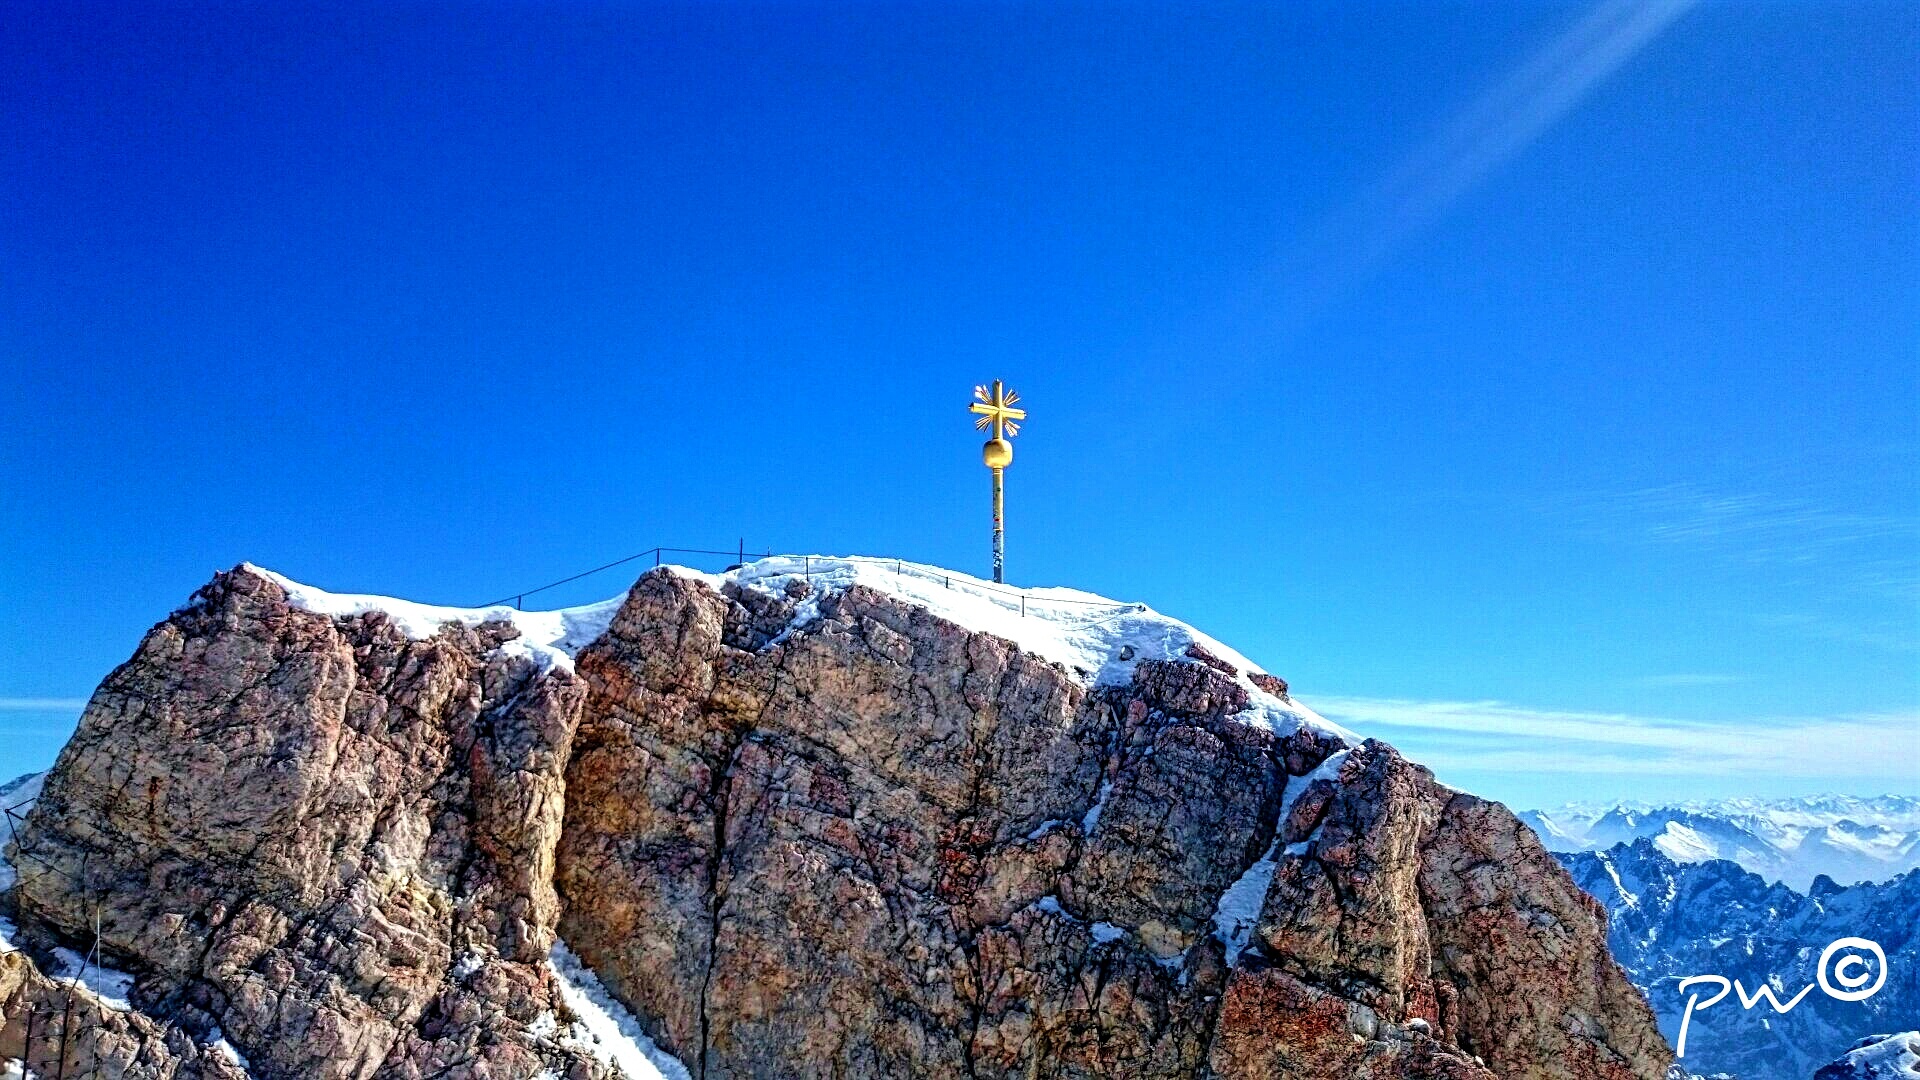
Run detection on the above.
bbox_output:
[6,564,1671,1080]
[557,569,1670,1080]
[1419,791,1673,1080]
[4,567,614,1080]
[0,947,252,1080]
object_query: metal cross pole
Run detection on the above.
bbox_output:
[991,466,1004,582]
[968,380,1026,584]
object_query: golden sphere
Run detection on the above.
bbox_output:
[982,438,1013,468]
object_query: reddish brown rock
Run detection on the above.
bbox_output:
[1419,792,1672,1080]
[4,566,616,1080]
[1249,672,1290,699]
[0,948,254,1080]
[4,564,1670,1080]
[1209,966,1496,1079]
[1253,741,1667,1080]
[557,569,1668,1080]
[1280,723,1345,776]
[1182,641,1239,676]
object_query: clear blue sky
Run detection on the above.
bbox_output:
[3,1,1915,809]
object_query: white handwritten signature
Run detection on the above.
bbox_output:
[1675,936,1888,1058]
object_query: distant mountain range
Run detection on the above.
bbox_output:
[1557,838,1917,1080]
[1523,795,1920,891]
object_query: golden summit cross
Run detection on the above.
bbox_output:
[969,380,1026,583]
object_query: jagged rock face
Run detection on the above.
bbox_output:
[0,949,252,1080]
[4,564,1671,1080]
[1559,839,1920,1080]
[3,568,613,1080]
[1200,736,1666,1080]
[556,569,1668,1080]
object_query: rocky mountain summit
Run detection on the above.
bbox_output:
[2,557,1669,1079]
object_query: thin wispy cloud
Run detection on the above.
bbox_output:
[1562,483,1919,557]
[1753,612,1920,655]
[1538,481,1920,651]
[1311,694,1920,782]
[1628,673,1747,688]
[0,698,88,711]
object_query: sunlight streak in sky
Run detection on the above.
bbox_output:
[1270,0,1700,327]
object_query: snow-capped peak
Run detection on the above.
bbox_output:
[244,554,1354,748]
[674,555,1353,745]
[1523,794,1920,890]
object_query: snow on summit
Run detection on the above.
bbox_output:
[241,563,624,674]
[680,555,1351,745]
[245,554,1354,746]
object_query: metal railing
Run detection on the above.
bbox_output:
[0,545,1148,1076]
[0,546,1150,1072]
[479,546,1146,620]
[4,786,110,1079]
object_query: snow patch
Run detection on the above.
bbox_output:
[1024,818,1069,842]
[0,772,46,896]
[1080,779,1114,836]
[49,946,135,1011]
[243,564,623,675]
[1829,1032,1920,1079]
[1032,896,1132,946]
[1595,853,1640,910]
[1211,749,1352,964]
[547,941,692,1080]
[1211,851,1277,964]
[245,555,1355,748]
[1652,821,1720,864]
[203,1028,252,1075]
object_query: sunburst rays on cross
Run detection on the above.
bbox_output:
[970,382,1026,439]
